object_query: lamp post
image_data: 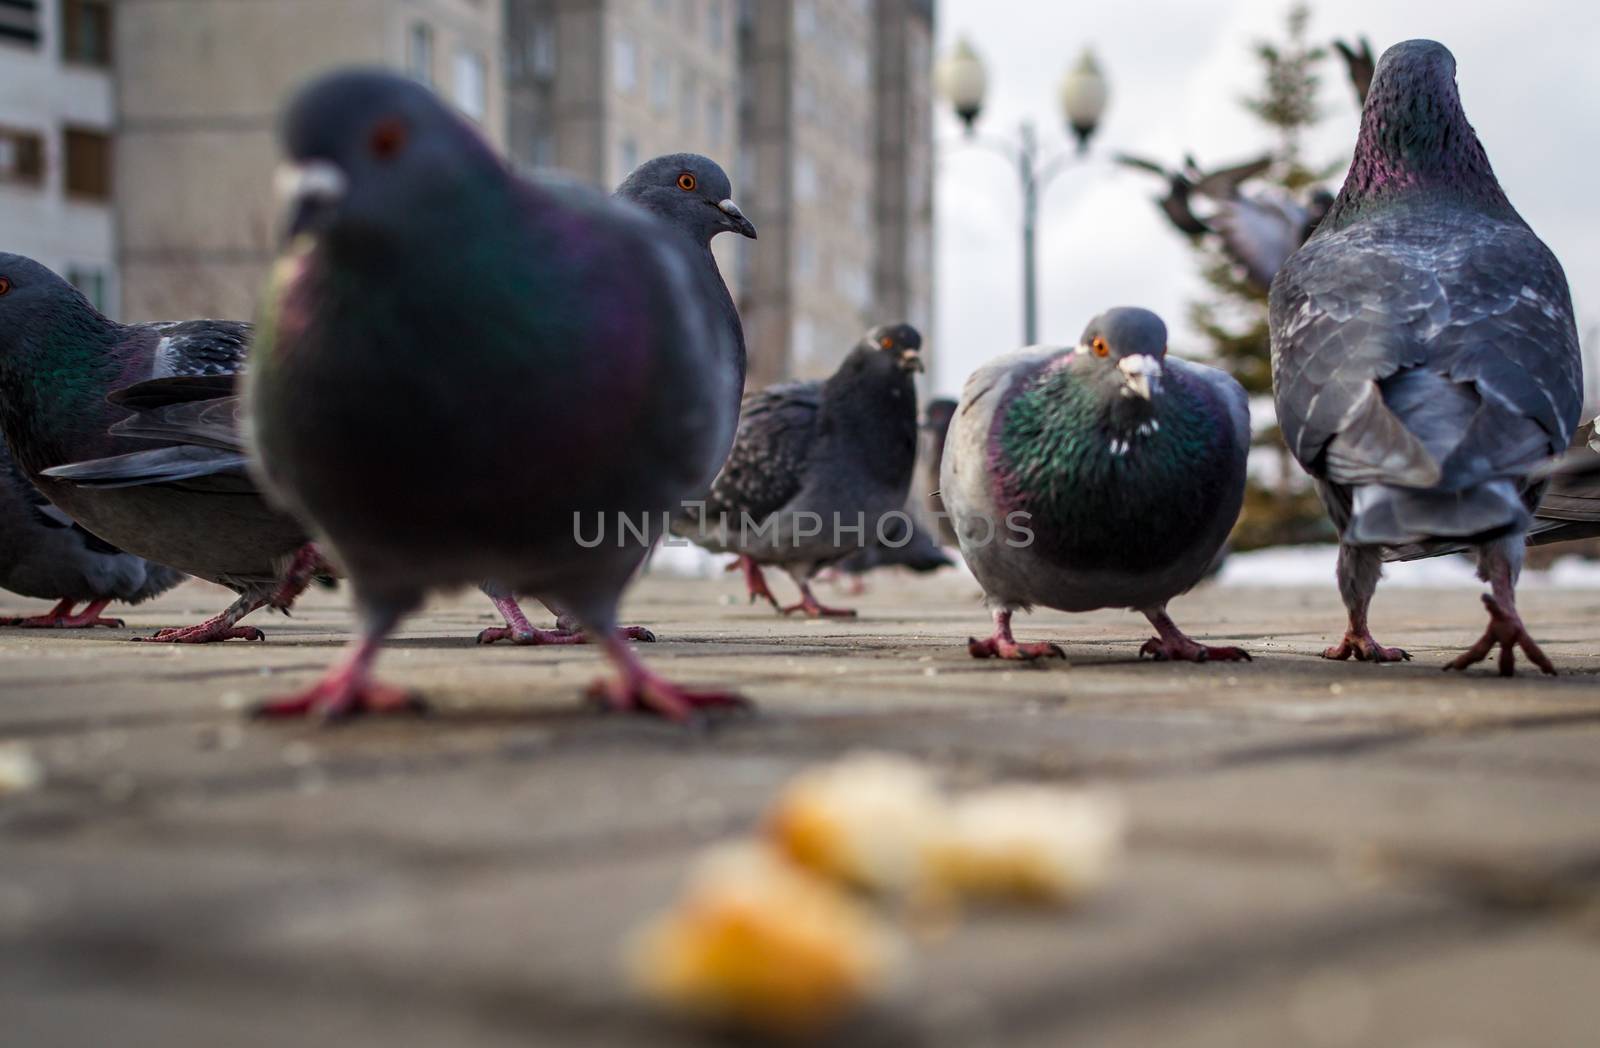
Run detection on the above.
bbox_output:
[935,39,1109,346]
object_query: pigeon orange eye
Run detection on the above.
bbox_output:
[879,336,894,349]
[369,119,408,160]
[0,278,10,296]
[677,172,697,191]
[1092,337,1109,357]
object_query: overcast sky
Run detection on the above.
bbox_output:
[929,0,1600,400]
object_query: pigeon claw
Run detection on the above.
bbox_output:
[476,624,589,646]
[584,674,751,724]
[1322,631,1410,663]
[967,636,1067,661]
[1139,636,1252,663]
[780,600,858,619]
[251,679,429,722]
[1443,594,1556,677]
[730,555,782,610]
[1,599,124,630]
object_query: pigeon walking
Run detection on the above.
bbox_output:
[942,307,1251,662]
[1269,39,1582,675]
[0,254,320,642]
[0,438,184,628]
[673,325,923,618]
[479,153,755,646]
[248,69,742,720]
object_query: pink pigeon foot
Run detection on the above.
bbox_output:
[1444,594,1556,677]
[1,598,124,629]
[585,633,749,722]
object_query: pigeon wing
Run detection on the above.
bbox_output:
[701,382,822,524]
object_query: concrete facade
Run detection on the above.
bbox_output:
[0,0,117,314]
[113,0,503,322]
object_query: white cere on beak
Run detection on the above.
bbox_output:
[1117,354,1163,400]
[274,160,347,210]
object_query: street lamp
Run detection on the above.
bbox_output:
[935,39,1109,345]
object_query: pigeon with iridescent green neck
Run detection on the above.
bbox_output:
[942,307,1250,662]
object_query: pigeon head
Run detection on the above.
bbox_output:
[862,323,924,374]
[923,397,957,434]
[1325,39,1512,229]
[1075,307,1167,402]
[0,253,106,361]
[616,153,756,244]
[275,69,507,257]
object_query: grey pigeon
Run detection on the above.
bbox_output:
[1334,37,1376,107]
[921,397,960,548]
[1269,39,1582,675]
[479,152,754,646]
[247,69,742,720]
[1524,420,1600,546]
[0,437,184,627]
[1120,152,1332,293]
[833,396,960,580]
[674,325,924,617]
[0,254,321,642]
[942,307,1251,662]
[830,511,952,580]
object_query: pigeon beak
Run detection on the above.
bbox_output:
[1118,354,1163,400]
[275,160,348,240]
[717,198,757,239]
[898,348,925,373]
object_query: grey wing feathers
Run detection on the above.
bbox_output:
[701,382,821,523]
[42,446,252,490]
[147,320,252,378]
[1271,215,1581,491]
[109,393,245,453]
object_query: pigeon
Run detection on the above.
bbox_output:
[246,69,742,720]
[921,397,960,548]
[830,511,952,581]
[479,152,755,646]
[1524,420,1600,546]
[1269,39,1582,675]
[1334,37,1376,107]
[942,307,1251,662]
[672,324,923,618]
[0,437,185,627]
[1119,153,1332,294]
[0,254,321,642]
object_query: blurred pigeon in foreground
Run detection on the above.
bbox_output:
[674,325,923,618]
[1120,153,1332,294]
[1334,37,1376,107]
[0,254,320,641]
[480,152,754,646]
[248,69,741,720]
[1270,39,1582,675]
[942,307,1250,662]
[0,438,184,627]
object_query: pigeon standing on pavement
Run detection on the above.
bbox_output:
[0,254,321,642]
[942,307,1251,662]
[0,438,184,628]
[674,325,924,618]
[479,152,755,646]
[1269,39,1582,675]
[247,69,742,720]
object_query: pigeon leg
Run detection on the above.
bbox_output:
[267,542,333,611]
[553,606,656,643]
[252,605,425,721]
[477,591,588,645]
[967,608,1066,661]
[1322,543,1411,662]
[1445,540,1556,677]
[727,555,782,610]
[133,593,266,643]
[585,629,749,722]
[1,598,124,629]
[780,577,858,618]
[1139,605,1251,662]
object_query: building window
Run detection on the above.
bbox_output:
[453,49,487,121]
[0,127,45,186]
[530,24,555,78]
[407,22,433,85]
[63,127,111,200]
[706,90,725,148]
[66,266,107,311]
[707,0,724,50]
[0,0,41,49]
[61,0,110,66]
[650,55,671,112]
[612,35,637,93]
[618,136,638,178]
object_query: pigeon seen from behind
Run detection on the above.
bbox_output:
[0,254,320,642]
[0,437,185,628]
[673,325,924,618]
[478,152,755,646]
[942,307,1251,662]
[1269,39,1582,675]
[248,69,742,720]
